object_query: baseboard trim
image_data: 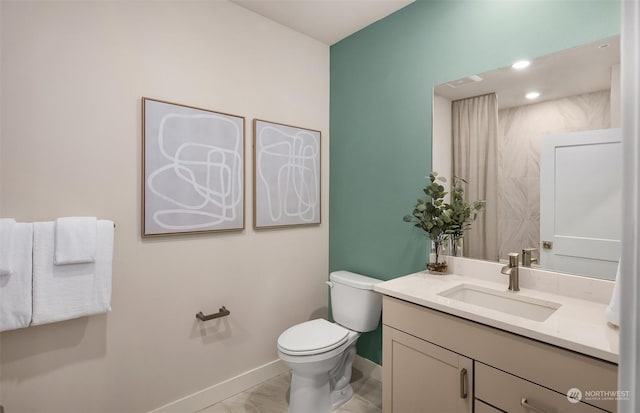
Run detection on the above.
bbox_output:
[353,354,382,383]
[149,359,289,413]
[150,355,381,412]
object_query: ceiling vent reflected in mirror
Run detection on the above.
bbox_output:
[445,75,483,89]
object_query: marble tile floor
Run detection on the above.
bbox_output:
[198,368,382,413]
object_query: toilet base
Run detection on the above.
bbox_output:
[288,371,355,413]
[330,383,353,411]
[328,344,356,410]
[289,372,332,413]
[283,339,358,413]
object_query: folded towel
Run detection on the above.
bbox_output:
[0,223,33,331]
[32,220,114,326]
[0,218,17,275]
[55,217,97,265]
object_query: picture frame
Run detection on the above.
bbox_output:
[253,119,321,229]
[142,97,245,237]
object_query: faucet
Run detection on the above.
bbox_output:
[521,248,538,267]
[501,253,520,292]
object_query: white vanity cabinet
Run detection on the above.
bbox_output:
[382,296,618,413]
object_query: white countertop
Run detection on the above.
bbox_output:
[374,258,620,363]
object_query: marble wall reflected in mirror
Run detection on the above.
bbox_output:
[432,35,621,280]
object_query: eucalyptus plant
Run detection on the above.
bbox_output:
[403,172,486,270]
[403,172,452,269]
[447,177,486,242]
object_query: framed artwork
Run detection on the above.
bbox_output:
[142,97,245,237]
[253,119,321,229]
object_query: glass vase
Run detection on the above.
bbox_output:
[427,240,448,274]
[450,236,463,257]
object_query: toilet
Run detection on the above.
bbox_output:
[277,271,382,413]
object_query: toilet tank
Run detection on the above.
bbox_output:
[329,271,382,332]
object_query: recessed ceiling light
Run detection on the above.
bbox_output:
[525,91,540,100]
[512,60,531,70]
[598,43,610,49]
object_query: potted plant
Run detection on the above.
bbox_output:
[446,177,486,257]
[403,172,452,273]
[403,172,486,273]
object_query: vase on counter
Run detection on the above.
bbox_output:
[450,235,463,257]
[427,239,448,274]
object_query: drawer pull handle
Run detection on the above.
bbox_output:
[521,398,555,413]
[459,368,468,399]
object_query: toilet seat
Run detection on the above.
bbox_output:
[277,319,350,356]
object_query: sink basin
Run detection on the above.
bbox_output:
[438,283,561,322]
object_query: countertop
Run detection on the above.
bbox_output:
[374,260,619,363]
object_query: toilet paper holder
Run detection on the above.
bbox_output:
[196,306,230,321]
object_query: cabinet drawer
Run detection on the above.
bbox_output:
[475,399,505,413]
[475,362,608,413]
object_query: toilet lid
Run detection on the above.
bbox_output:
[278,319,350,356]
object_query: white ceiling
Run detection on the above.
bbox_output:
[230,0,415,45]
[435,36,620,109]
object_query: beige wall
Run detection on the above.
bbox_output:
[0,1,329,412]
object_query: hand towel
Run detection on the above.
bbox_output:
[0,223,33,331]
[0,218,16,275]
[32,220,114,326]
[605,260,621,327]
[54,217,97,265]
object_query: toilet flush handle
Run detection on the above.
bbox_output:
[326,281,334,288]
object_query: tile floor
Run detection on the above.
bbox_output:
[198,368,382,413]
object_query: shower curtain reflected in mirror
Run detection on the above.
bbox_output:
[452,93,499,261]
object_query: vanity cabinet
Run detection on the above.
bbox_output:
[382,296,618,413]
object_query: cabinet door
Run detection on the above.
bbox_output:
[383,326,473,413]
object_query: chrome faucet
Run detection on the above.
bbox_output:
[521,248,538,267]
[501,253,520,292]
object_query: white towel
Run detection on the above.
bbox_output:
[55,217,97,265]
[32,220,114,326]
[605,260,621,327]
[0,218,17,275]
[0,223,33,331]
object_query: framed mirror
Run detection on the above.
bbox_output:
[432,35,621,280]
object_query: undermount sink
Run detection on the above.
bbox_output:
[438,283,561,322]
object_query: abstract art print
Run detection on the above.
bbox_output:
[142,98,245,237]
[253,119,321,228]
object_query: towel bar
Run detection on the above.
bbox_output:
[196,306,230,321]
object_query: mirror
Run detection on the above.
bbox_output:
[433,35,621,280]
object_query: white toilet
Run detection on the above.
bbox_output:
[277,270,382,413]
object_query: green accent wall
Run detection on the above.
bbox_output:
[329,0,620,364]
